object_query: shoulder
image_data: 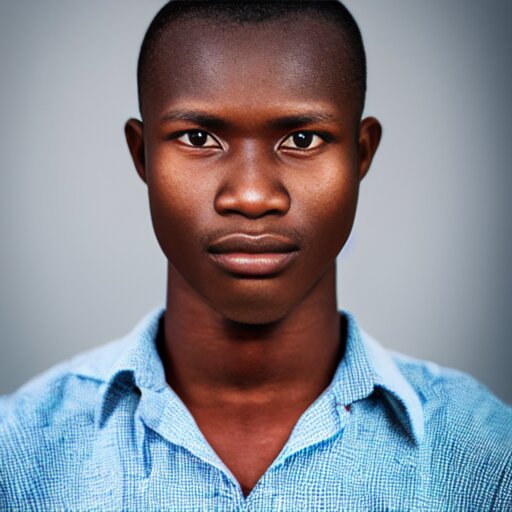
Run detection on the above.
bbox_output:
[392,351,512,508]
[0,336,129,425]
[392,350,512,436]
[0,338,130,499]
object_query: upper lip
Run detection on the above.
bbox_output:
[208,233,299,254]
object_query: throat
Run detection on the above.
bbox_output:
[159,307,346,403]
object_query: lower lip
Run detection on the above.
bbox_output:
[208,252,298,276]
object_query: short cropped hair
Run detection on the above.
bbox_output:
[137,0,367,116]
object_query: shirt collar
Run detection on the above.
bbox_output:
[330,311,424,444]
[86,306,424,444]
[68,306,167,427]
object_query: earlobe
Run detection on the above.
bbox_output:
[357,117,382,181]
[125,118,147,184]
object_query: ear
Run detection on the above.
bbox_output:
[357,116,382,181]
[125,118,147,184]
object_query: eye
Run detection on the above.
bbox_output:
[280,132,325,151]
[177,130,220,148]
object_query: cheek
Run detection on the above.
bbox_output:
[146,162,210,261]
[296,164,359,261]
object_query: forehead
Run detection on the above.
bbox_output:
[142,15,356,120]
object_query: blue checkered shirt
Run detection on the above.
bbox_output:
[1,307,511,511]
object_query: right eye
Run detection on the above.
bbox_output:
[177,130,221,148]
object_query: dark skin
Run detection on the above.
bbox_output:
[125,15,381,497]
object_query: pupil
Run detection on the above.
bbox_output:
[189,131,207,146]
[293,132,313,148]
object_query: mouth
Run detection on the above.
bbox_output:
[207,233,300,277]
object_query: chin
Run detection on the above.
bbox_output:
[214,296,295,326]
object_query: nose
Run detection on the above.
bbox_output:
[214,149,291,219]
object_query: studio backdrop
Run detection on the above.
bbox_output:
[1,0,511,402]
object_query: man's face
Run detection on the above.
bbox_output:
[127,16,380,324]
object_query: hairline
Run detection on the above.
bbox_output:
[137,2,366,118]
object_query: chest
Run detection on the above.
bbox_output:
[197,418,298,497]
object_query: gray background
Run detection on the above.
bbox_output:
[1,1,511,403]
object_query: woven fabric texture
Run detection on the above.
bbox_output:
[1,307,511,511]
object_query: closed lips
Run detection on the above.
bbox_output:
[207,233,300,276]
[208,234,299,254]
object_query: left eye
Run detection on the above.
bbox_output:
[280,132,324,150]
[177,130,220,148]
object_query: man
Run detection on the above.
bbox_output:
[1,1,511,510]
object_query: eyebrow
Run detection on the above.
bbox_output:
[160,110,227,130]
[159,110,337,131]
[268,113,337,130]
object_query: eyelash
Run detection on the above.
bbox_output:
[174,130,220,148]
[170,129,332,152]
[279,132,331,152]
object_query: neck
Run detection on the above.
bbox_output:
[161,263,344,410]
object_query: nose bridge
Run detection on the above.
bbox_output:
[214,142,290,218]
[235,142,274,190]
